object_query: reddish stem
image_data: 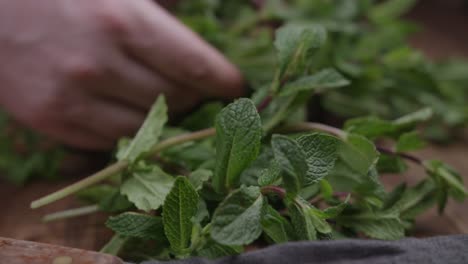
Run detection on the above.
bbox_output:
[261,186,286,199]
[256,95,273,112]
[377,147,422,165]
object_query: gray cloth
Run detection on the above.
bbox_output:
[144,235,468,264]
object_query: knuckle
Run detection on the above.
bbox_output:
[182,52,212,82]
[27,90,66,129]
[62,55,101,82]
[94,7,129,36]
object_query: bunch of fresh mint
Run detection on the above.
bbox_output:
[32,23,467,262]
[175,0,468,141]
[2,0,467,185]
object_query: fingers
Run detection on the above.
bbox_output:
[119,0,245,99]
[67,96,146,141]
[33,122,114,150]
[86,52,203,113]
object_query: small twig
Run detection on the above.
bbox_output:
[31,129,216,209]
[376,147,422,165]
[261,186,286,199]
[42,204,100,223]
[31,161,129,209]
[278,122,347,139]
[256,95,273,112]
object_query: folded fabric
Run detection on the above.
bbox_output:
[143,235,468,264]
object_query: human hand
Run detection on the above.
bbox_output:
[0,0,243,150]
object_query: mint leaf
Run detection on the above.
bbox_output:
[396,132,427,152]
[163,177,199,253]
[121,165,175,212]
[181,102,223,131]
[386,180,436,219]
[424,160,468,201]
[189,169,212,191]
[297,133,340,184]
[280,68,350,97]
[341,134,379,175]
[196,240,243,259]
[339,210,405,240]
[214,98,262,192]
[377,155,408,174]
[288,199,317,240]
[211,186,263,246]
[240,147,275,186]
[393,108,433,128]
[370,0,418,23]
[344,117,395,139]
[261,204,294,243]
[106,213,164,241]
[274,25,326,76]
[271,135,308,195]
[344,108,433,140]
[117,96,167,162]
[99,189,134,213]
[258,161,281,187]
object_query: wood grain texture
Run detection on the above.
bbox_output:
[0,237,123,264]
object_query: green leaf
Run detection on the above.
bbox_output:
[386,180,437,219]
[240,147,275,186]
[163,177,199,253]
[211,186,263,246]
[261,204,294,243]
[344,117,395,140]
[214,98,262,192]
[377,155,408,174]
[344,109,433,140]
[280,68,350,96]
[288,199,317,240]
[370,0,418,23]
[424,160,468,199]
[189,169,213,191]
[297,133,340,184]
[258,161,282,187]
[196,240,243,259]
[338,211,405,240]
[99,189,134,213]
[318,199,349,219]
[193,199,210,224]
[396,132,426,152]
[339,134,379,176]
[274,25,326,76]
[77,185,116,204]
[106,213,164,240]
[117,96,168,162]
[271,135,308,195]
[121,165,175,212]
[181,102,223,131]
[307,208,333,235]
[393,108,433,128]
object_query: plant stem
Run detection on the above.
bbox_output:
[149,128,215,155]
[30,122,344,209]
[261,185,286,199]
[278,122,347,139]
[31,161,129,209]
[30,129,216,209]
[376,146,422,165]
[100,234,128,255]
[42,204,99,223]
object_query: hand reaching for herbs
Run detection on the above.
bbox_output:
[0,0,243,150]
